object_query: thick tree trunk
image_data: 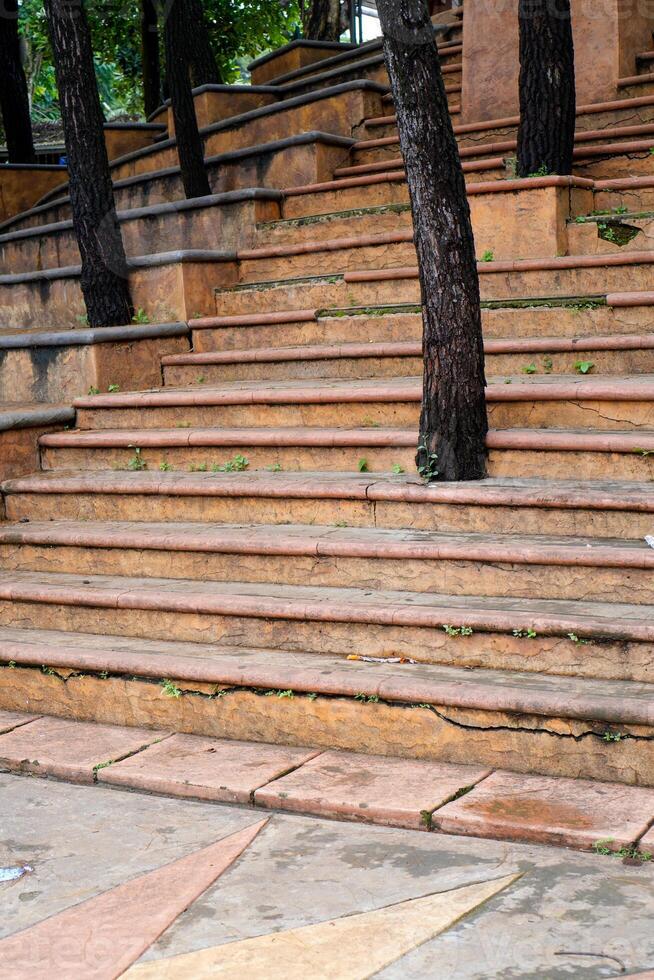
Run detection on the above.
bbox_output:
[44,0,132,328]
[377,0,487,481]
[0,0,36,163]
[187,0,223,86]
[301,0,342,41]
[517,0,576,177]
[164,0,211,199]
[140,0,161,118]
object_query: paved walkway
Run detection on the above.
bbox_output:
[0,771,653,978]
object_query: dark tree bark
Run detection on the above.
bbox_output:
[377,0,487,482]
[517,0,576,177]
[164,0,211,199]
[45,0,132,328]
[140,0,161,118]
[0,0,36,163]
[186,0,223,86]
[301,0,342,41]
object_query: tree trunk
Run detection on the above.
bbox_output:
[0,0,36,163]
[187,0,223,86]
[44,0,132,328]
[517,0,576,177]
[301,0,342,41]
[377,0,487,482]
[140,0,161,118]
[164,0,211,200]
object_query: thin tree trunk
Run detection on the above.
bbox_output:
[187,0,223,86]
[301,0,342,41]
[517,0,576,177]
[164,0,211,199]
[140,0,161,118]
[0,0,36,163]
[377,0,487,481]
[45,0,132,328]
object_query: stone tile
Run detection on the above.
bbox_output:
[98,733,320,803]
[0,716,167,784]
[0,710,39,735]
[254,750,491,830]
[433,770,654,850]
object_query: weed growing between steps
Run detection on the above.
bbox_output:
[593,839,652,862]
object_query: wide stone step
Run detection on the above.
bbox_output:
[5,470,653,539]
[196,298,654,348]
[69,376,654,432]
[1,705,653,848]
[39,424,654,481]
[0,520,651,605]
[0,621,653,788]
[0,574,651,682]
[211,260,654,323]
[162,335,654,384]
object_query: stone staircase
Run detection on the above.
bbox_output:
[1,7,654,843]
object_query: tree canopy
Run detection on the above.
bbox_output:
[18,0,301,121]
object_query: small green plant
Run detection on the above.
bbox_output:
[521,363,538,375]
[574,360,595,375]
[41,665,57,676]
[306,692,318,701]
[443,625,473,637]
[266,463,282,472]
[513,628,537,639]
[87,386,100,396]
[528,164,550,178]
[602,730,623,743]
[212,454,249,473]
[107,383,120,393]
[132,308,150,324]
[334,520,348,528]
[189,462,208,472]
[633,447,653,457]
[196,376,206,384]
[127,448,147,471]
[593,838,652,861]
[76,313,89,326]
[542,356,554,374]
[7,661,16,669]
[392,463,405,474]
[480,249,495,262]
[568,632,589,645]
[358,458,369,473]
[159,461,172,471]
[354,693,380,703]
[417,445,439,481]
[161,679,182,698]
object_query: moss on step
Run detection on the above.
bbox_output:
[261,202,412,231]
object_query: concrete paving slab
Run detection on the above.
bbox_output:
[0,716,168,784]
[254,749,491,829]
[0,774,653,979]
[433,770,654,850]
[0,819,268,980]
[98,733,320,803]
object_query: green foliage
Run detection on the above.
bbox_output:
[19,0,301,121]
[574,360,595,375]
[211,454,249,472]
